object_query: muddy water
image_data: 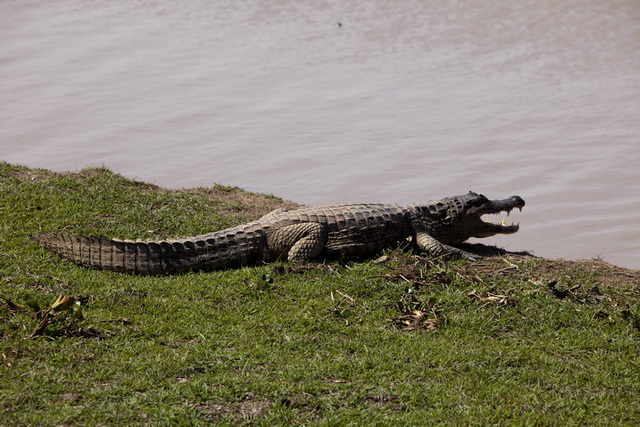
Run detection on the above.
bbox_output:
[1,1,639,268]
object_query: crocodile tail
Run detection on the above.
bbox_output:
[32,232,222,275]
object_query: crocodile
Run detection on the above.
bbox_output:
[33,192,524,275]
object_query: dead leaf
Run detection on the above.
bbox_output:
[548,281,569,299]
[391,308,440,331]
[2,298,29,313]
[468,290,516,307]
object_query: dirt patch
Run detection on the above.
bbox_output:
[533,258,640,287]
[459,253,640,290]
[194,392,272,422]
[379,246,639,304]
[5,164,301,221]
[379,247,640,333]
[77,168,303,220]
[1,163,53,181]
[181,185,301,220]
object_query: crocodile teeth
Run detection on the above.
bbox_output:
[485,217,518,226]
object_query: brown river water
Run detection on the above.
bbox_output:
[1,1,639,269]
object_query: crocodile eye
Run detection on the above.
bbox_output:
[471,195,488,207]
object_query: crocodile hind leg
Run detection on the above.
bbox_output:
[267,223,328,262]
[258,208,290,221]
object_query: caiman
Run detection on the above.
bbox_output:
[33,192,525,275]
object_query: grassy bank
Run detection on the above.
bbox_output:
[1,161,639,425]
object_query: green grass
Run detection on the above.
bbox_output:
[1,161,639,425]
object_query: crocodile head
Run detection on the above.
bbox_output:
[421,192,525,244]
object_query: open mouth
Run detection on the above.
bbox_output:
[472,195,525,235]
[482,210,521,233]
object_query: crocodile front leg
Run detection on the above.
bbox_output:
[411,217,477,260]
[414,233,477,260]
[267,222,328,261]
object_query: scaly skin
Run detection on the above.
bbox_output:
[33,192,525,275]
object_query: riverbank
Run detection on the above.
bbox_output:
[1,162,638,425]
